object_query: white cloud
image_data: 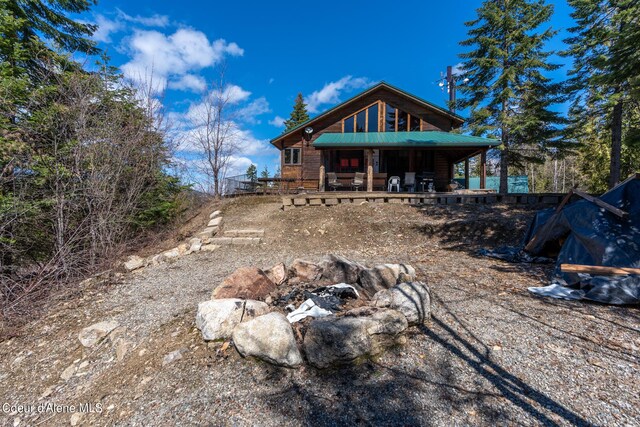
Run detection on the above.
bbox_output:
[237,97,270,123]
[305,76,372,113]
[121,28,243,93]
[88,10,171,43]
[269,115,286,128]
[90,15,123,43]
[168,74,206,92]
[220,84,251,104]
[117,9,169,27]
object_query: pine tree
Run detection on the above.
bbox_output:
[457,0,566,193]
[245,164,257,182]
[260,166,270,180]
[1,0,97,76]
[563,0,640,188]
[283,93,310,131]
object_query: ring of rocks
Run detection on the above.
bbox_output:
[195,254,431,369]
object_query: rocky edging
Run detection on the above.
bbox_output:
[195,255,432,369]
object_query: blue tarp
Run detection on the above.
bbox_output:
[483,176,640,305]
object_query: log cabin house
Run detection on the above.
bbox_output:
[270,82,499,192]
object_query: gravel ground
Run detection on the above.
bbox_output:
[0,196,638,426]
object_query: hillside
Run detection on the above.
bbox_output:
[1,197,638,426]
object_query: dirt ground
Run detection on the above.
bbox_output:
[1,196,638,426]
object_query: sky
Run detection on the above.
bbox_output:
[79,0,577,182]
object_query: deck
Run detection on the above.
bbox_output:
[282,190,566,208]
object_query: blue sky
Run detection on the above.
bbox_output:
[81,0,576,182]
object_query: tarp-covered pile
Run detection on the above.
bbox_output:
[483,174,640,305]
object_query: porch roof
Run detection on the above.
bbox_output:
[312,131,500,148]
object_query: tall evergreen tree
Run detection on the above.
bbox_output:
[283,93,310,131]
[457,0,566,193]
[563,0,640,188]
[1,0,97,75]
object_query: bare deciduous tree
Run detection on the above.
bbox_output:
[189,69,241,197]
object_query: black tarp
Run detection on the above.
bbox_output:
[483,176,640,305]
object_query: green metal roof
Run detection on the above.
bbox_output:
[270,81,465,145]
[313,131,500,147]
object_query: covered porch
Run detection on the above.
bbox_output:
[313,131,496,192]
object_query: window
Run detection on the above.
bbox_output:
[356,110,366,132]
[397,110,408,131]
[410,115,421,131]
[284,148,301,165]
[343,103,379,133]
[333,150,364,173]
[344,116,354,133]
[385,105,396,131]
[384,103,421,132]
[367,104,378,132]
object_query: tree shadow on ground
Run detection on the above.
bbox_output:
[410,204,539,253]
[259,360,427,426]
[258,292,595,426]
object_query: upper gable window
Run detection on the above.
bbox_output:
[343,103,379,133]
[384,103,422,132]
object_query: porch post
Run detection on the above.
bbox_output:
[464,157,470,189]
[480,150,487,189]
[319,165,325,192]
[367,149,373,192]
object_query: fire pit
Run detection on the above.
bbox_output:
[195,255,431,369]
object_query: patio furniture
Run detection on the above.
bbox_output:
[419,172,435,193]
[327,172,343,191]
[351,172,365,191]
[403,172,416,192]
[388,176,401,192]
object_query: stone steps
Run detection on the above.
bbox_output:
[223,229,265,238]
[208,237,261,245]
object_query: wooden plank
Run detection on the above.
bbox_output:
[554,188,575,213]
[572,189,628,218]
[480,150,486,189]
[560,264,640,276]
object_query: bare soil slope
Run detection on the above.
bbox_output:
[1,197,638,426]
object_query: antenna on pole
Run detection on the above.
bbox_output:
[446,65,456,113]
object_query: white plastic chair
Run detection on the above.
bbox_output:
[388,176,401,192]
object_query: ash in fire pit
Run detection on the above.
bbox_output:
[195,254,431,369]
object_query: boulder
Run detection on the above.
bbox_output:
[78,321,119,347]
[124,255,145,272]
[289,259,322,282]
[212,267,276,301]
[209,210,221,219]
[196,299,269,341]
[199,227,219,238]
[150,253,165,265]
[318,254,364,284]
[373,282,431,326]
[188,238,202,253]
[208,217,223,228]
[232,312,302,368]
[358,264,416,298]
[163,248,180,259]
[303,307,407,368]
[264,262,287,285]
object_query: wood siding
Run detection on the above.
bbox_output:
[277,86,470,190]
